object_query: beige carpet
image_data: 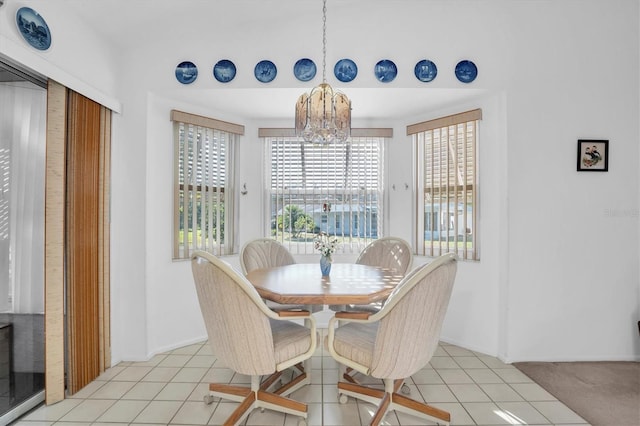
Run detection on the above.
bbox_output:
[514,361,640,426]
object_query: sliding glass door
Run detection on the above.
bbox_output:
[0,61,47,422]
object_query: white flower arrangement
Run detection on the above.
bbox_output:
[314,232,339,258]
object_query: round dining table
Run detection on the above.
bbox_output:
[245,262,405,306]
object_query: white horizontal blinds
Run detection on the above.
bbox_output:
[266,135,384,255]
[410,109,480,260]
[173,111,241,259]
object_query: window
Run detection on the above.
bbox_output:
[260,129,390,254]
[409,109,481,260]
[171,110,243,259]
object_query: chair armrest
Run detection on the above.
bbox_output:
[327,313,372,376]
[335,311,372,320]
[272,310,317,373]
[275,309,311,318]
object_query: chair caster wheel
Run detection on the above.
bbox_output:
[203,394,215,405]
[339,393,348,404]
[401,383,411,395]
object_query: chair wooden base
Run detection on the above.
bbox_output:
[337,380,450,426]
[341,366,411,395]
[205,367,310,426]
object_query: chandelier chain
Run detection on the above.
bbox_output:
[322,0,327,83]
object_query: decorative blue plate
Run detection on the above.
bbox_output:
[213,59,236,83]
[293,58,316,82]
[455,60,478,83]
[254,60,277,83]
[374,59,397,83]
[16,7,51,51]
[334,59,358,83]
[175,61,198,84]
[414,59,438,82]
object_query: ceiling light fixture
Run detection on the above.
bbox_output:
[295,0,351,144]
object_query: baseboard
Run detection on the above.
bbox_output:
[505,354,640,363]
[438,336,499,360]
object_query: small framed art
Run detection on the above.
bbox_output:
[577,139,608,172]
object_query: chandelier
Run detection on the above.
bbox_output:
[295,0,351,144]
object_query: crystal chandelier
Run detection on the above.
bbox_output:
[295,0,351,144]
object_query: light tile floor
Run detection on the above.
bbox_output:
[13,330,590,426]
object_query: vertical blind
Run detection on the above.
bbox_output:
[172,110,242,259]
[65,90,112,396]
[409,109,481,260]
[261,129,389,255]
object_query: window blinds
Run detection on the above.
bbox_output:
[410,109,481,260]
[263,132,387,255]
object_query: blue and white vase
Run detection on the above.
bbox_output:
[320,255,332,276]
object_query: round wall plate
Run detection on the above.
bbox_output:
[374,59,397,83]
[294,58,317,82]
[254,60,277,83]
[213,59,237,83]
[175,61,198,84]
[455,60,478,83]
[16,7,51,50]
[334,58,358,83]
[414,59,438,82]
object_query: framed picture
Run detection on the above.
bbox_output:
[577,139,608,172]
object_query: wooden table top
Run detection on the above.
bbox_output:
[245,263,405,305]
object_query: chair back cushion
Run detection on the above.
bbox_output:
[356,237,413,275]
[240,238,295,275]
[370,254,457,379]
[191,252,277,376]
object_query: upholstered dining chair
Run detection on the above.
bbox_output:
[355,236,414,275]
[240,238,322,313]
[191,251,317,426]
[329,236,413,313]
[329,237,414,388]
[326,253,457,426]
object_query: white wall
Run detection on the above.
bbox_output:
[501,2,639,362]
[0,3,121,112]
[1,0,638,364]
